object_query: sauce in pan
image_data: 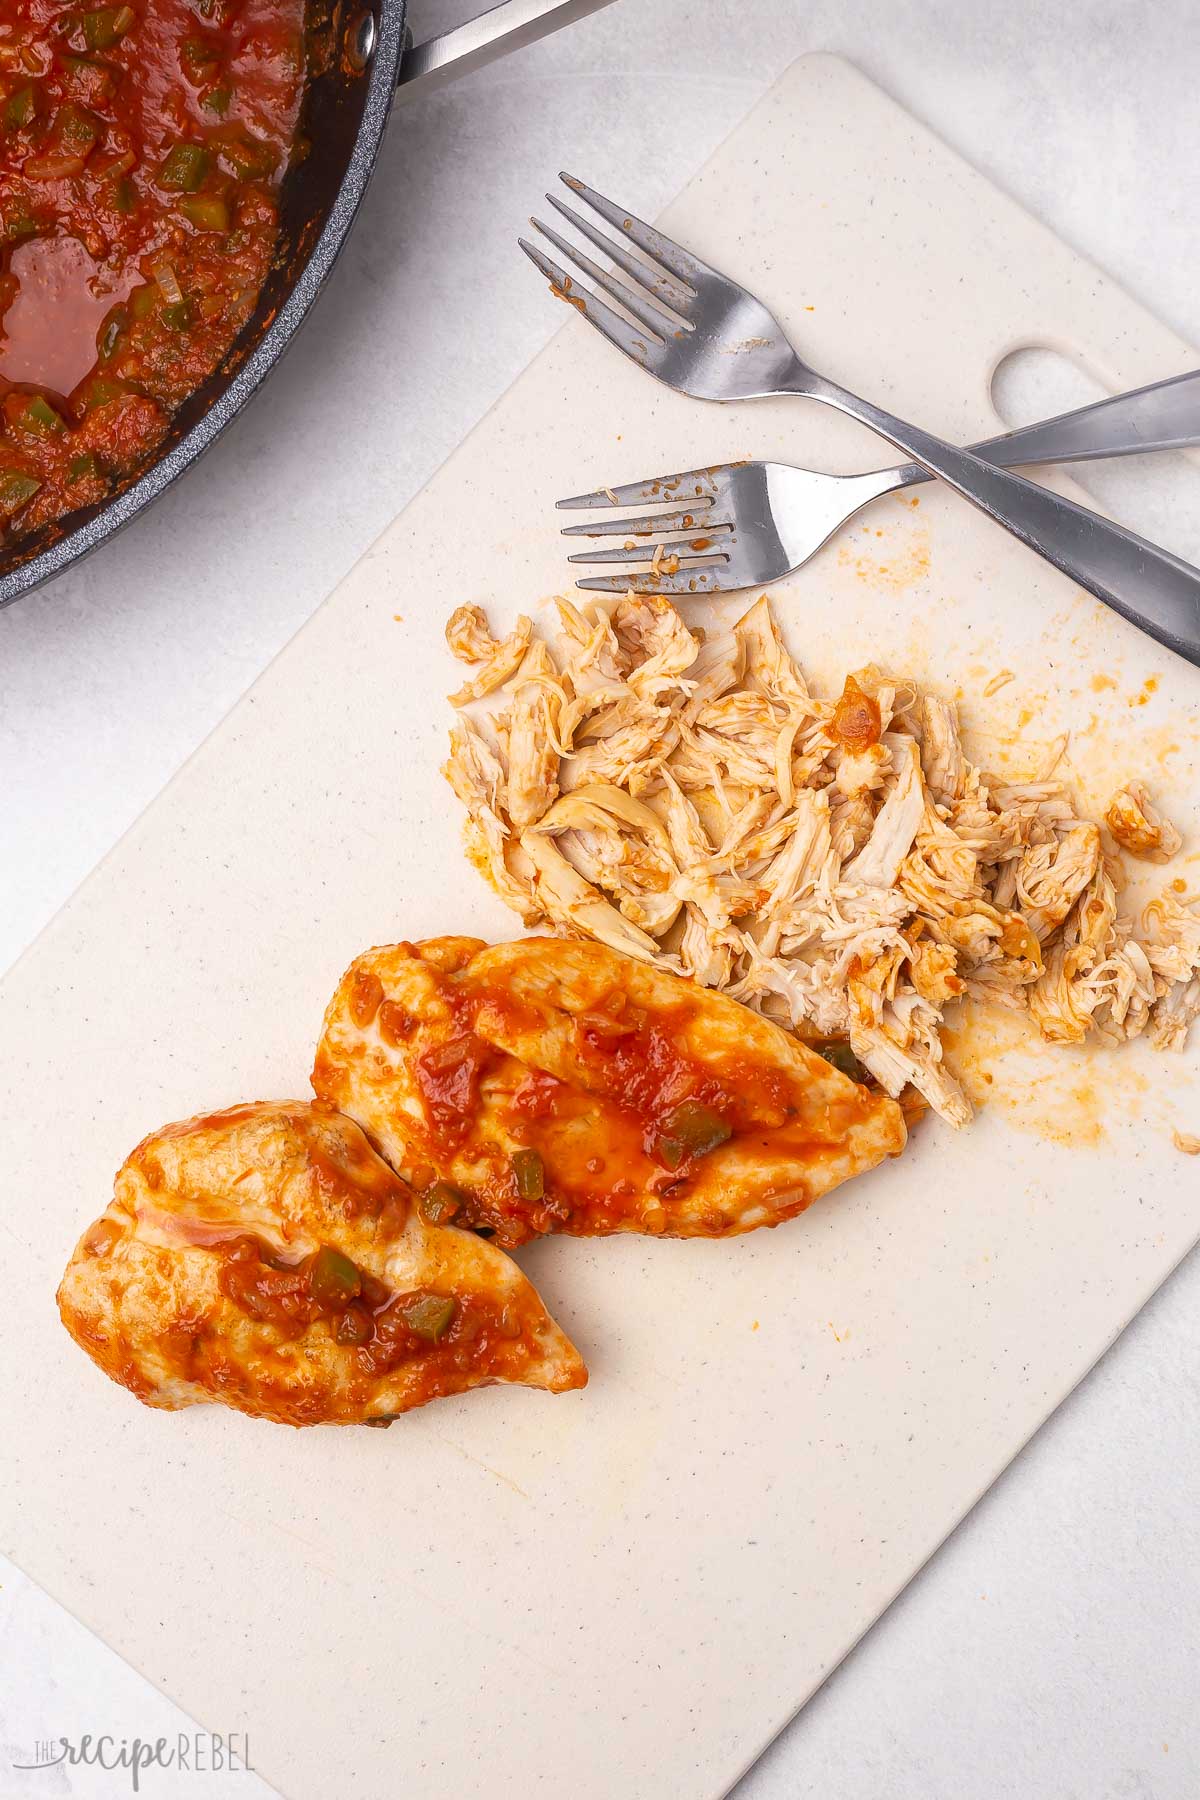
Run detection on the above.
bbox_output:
[0,0,305,546]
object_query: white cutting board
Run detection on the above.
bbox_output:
[3,53,1198,1800]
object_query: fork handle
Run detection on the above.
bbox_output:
[884,367,1200,488]
[800,372,1200,668]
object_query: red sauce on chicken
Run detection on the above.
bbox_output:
[212,1231,538,1396]
[404,976,801,1239]
[0,0,305,543]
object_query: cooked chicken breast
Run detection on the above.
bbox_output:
[58,1100,586,1426]
[312,936,907,1248]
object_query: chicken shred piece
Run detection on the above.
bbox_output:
[1017,822,1102,940]
[446,607,533,705]
[842,737,925,888]
[442,596,1198,1125]
[520,830,663,964]
[1105,780,1184,864]
[613,594,699,700]
[919,696,967,806]
[445,603,499,665]
[505,640,562,829]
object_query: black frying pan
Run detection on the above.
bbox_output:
[0,0,615,608]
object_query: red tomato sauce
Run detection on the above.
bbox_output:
[0,0,305,542]
[211,1232,537,1393]
[471,979,794,1140]
[406,975,802,1240]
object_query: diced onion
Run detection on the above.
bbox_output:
[152,260,182,304]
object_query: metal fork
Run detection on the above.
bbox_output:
[556,370,1200,596]
[520,176,1200,668]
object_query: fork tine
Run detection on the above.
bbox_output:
[545,193,694,319]
[557,466,735,509]
[560,172,710,290]
[568,538,732,566]
[576,566,733,597]
[530,217,672,341]
[561,508,732,539]
[518,239,659,370]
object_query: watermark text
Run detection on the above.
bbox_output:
[14,1731,254,1791]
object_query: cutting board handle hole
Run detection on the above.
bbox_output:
[991,345,1200,566]
[991,344,1108,424]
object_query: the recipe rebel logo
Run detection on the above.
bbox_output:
[12,1731,255,1791]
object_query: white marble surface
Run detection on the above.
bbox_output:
[2,1,1198,1795]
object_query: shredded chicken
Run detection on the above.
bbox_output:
[442,594,1198,1127]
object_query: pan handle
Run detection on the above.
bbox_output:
[396,0,618,97]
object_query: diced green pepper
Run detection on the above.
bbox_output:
[83,375,126,410]
[128,281,158,320]
[33,101,99,170]
[420,1180,464,1226]
[4,84,39,130]
[158,140,209,192]
[110,174,137,213]
[511,1147,545,1202]
[655,1098,733,1170]
[96,304,127,360]
[335,1303,373,1346]
[358,1270,388,1310]
[160,298,194,330]
[62,101,97,146]
[179,193,228,231]
[68,452,102,482]
[201,82,232,115]
[3,214,39,245]
[61,56,115,102]
[814,1041,866,1083]
[21,394,66,436]
[0,469,42,514]
[81,5,136,51]
[308,1245,361,1309]
[217,132,276,180]
[398,1294,456,1343]
[180,35,219,74]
